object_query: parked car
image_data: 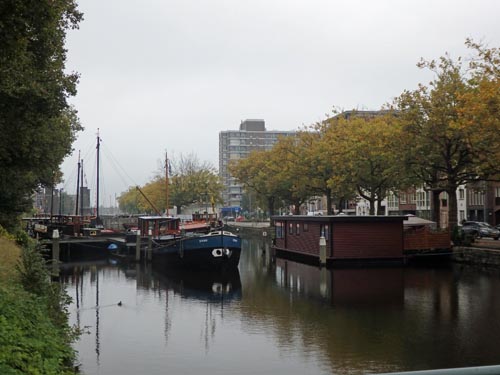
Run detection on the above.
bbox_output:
[461,221,500,240]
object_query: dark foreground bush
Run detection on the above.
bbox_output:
[0,241,77,374]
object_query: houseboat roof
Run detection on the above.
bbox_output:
[271,215,408,223]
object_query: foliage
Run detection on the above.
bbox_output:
[0,236,21,285]
[118,153,223,214]
[451,225,474,247]
[0,286,76,374]
[229,148,280,215]
[323,113,406,215]
[0,0,83,229]
[0,231,77,373]
[395,40,500,228]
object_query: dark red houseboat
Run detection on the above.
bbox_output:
[271,215,407,266]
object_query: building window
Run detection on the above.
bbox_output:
[289,223,293,235]
[410,192,417,204]
[296,223,300,235]
[459,189,465,200]
[416,191,430,209]
[388,193,399,210]
[303,223,308,232]
[459,210,465,222]
[400,193,407,204]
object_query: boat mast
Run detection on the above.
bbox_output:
[136,186,162,216]
[96,129,101,219]
[80,158,84,216]
[75,150,81,216]
[165,151,169,216]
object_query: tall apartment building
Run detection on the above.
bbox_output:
[219,119,296,209]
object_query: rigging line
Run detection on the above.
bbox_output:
[100,142,142,188]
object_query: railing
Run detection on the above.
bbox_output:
[404,227,451,250]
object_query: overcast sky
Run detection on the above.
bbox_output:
[61,0,500,206]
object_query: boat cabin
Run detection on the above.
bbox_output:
[137,215,212,238]
[138,216,181,237]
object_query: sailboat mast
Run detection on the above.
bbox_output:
[165,151,169,216]
[75,150,81,216]
[96,129,101,219]
[80,159,84,216]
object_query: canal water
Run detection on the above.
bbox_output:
[61,235,500,375]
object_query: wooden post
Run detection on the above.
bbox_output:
[135,230,141,261]
[319,236,326,266]
[52,229,60,275]
[147,229,152,262]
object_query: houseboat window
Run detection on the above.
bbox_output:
[289,223,293,235]
[296,223,300,235]
[320,224,329,241]
[303,223,308,232]
[275,222,284,239]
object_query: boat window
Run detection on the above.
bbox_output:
[275,222,284,239]
[320,224,329,241]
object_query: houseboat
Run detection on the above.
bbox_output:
[137,215,241,270]
[271,215,407,266]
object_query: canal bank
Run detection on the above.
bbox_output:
[0,233,78,374]
[453,239,500,267]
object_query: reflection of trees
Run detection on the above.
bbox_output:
[238,256,407,374]
[239,243,500,373]
[59,244,500,373]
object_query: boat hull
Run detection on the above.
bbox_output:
[152,233,241,270]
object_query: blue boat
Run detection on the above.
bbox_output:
[137,216,241,269]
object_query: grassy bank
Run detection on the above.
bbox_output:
[0,230,78,374]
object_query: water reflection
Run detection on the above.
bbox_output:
[62,237,500,375]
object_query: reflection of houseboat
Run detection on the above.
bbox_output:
[276,258,404,307]
[138,216,242,270]
[153,267,242,302]
[271,215,406,266]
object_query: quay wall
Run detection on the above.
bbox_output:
[452,247,500,267]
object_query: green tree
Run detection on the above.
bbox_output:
[395,40,500,228]
[270,136,315,215]
[118,153,223,215]
[0,0,83,229]
[323,113,405,215]
[229,149,280,216]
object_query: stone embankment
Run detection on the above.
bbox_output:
[453,238,500,267]
[225,221,271,237]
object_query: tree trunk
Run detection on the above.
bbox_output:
[376,199,384,216]
[326,188,333,215]
[369,197,376,215]
[447,187,458,229]
[267,196,275,217]
[337,197,344,213]
[293,201,301,215]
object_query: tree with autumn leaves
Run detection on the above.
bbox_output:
[231,40,499,226]
[118,153,223,215]
[395,39,500,229]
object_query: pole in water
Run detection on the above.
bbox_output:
[135,230,141,261]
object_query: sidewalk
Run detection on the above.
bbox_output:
[470,238,500,250]
[226,221,271,229]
